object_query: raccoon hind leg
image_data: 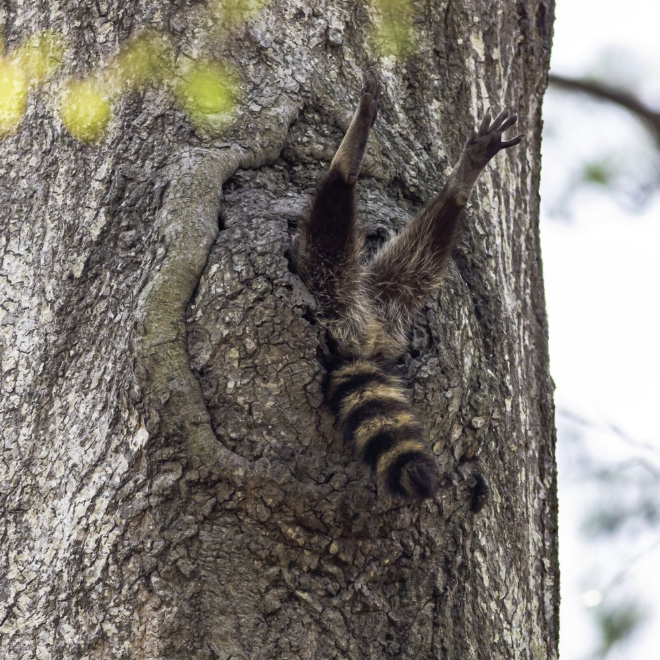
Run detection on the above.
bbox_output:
[295,77,381,336]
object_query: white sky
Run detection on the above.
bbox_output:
[542,1,660,657]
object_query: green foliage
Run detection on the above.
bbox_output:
[211,0,270,27]
[594,600,646,656]
[16,31,64,83]
[582,498,660,537]
[582,161,612,186]
[370,0,417,58]
[0,0,420,142]
[175,61,239,130]
[106,32,170,93]
[58,80,111,143]
[0,60,28,136]
[0,31,63,136]
[0,4,255,144]
[580,459,660,538]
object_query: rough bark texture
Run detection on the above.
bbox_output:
[0,1,557,658]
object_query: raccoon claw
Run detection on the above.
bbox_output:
[467,108,521,164]
[360,75,381,127]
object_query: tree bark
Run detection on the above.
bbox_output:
[0,1,557,658]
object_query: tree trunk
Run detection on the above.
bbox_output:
[0,1,557,658]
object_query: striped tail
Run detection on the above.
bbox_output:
[326,361,440,499]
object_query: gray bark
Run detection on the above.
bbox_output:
[0,0,557,658]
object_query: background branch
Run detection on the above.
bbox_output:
[549,73,660,146]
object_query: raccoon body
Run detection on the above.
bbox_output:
[296,77,521,499]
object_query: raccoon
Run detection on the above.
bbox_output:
[295,77,521,499]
